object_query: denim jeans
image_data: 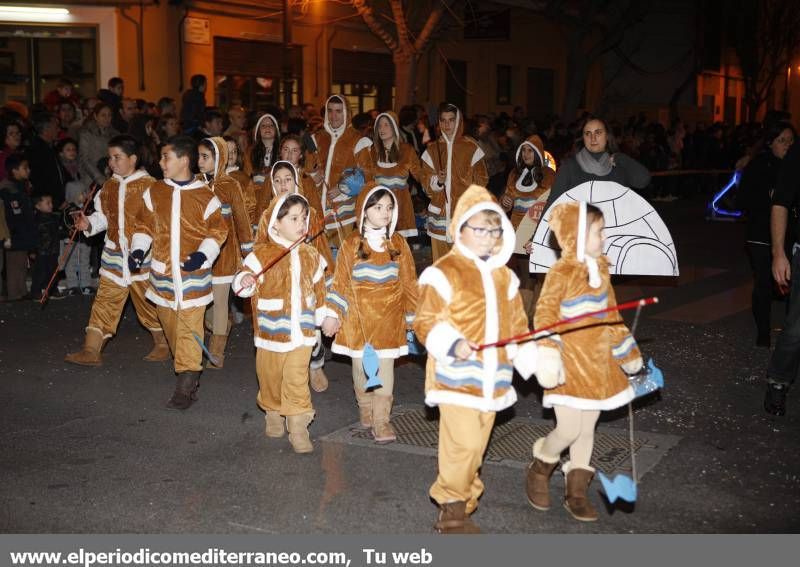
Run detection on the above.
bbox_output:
[767,249,800,387]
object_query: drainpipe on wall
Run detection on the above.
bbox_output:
[120,4,145,91]
[178,7,188,92]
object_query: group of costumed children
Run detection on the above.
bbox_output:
[63,100,643,533]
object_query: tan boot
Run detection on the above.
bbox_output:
[371,395,397,444]
[264,411,285,438]
[354,386,374,429]
[525,438,560,511]
[286,411,315,453]
[563,462,599,522]
[64,327,107,367]
[143,330,171,362]
[206,334,227,369]
[433,501,481,534]
[309,367,329,392]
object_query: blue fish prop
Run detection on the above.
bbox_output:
[598,471,638,503]
[340,168,366,197]
[407,330,425,355]
[192,332,219,367]
[363,343,383,389]
[629,358,664,399]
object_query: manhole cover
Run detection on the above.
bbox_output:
[322,406,680,478]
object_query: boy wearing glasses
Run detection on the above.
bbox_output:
[414,184,538,534]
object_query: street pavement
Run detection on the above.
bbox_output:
[1,195,798,534]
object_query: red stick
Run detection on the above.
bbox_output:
[475,296,660,351]
[233,231,308,295]
[40,182,100,306]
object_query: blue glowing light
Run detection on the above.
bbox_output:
[710,171,743,218]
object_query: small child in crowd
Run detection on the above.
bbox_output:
[413,184,537,533]
[526,201,643,522]
[233,193,327,454]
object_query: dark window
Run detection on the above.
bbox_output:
[331,49,394,112]
[526,67,555,122]
[445,59,467,115]
[496,65,511,105]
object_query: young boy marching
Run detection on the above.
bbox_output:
[413,184,537,533]
[129,136,228,410]
[66,135,167,366]
[233,193,327,453]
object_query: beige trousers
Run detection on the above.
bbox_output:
[88,278,160,336]
[430,404,496,514]
[256,346,314,415]
[540,406,600,468]
[351,356,395,397]
[156,305,205,373]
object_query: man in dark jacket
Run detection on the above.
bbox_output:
[24,112,66,210]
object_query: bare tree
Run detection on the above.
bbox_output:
[732,0,800,121]
[542,0,651,120]
[352,0,449,108]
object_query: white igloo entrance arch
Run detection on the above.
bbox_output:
[529,180,679,276]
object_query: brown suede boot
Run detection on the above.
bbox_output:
[166,371,200,410]
[354,387,374,429]
[309,367,329,392]
[286,411,315,453]
[143,330,171,362]
[563,462,599,522]
[433,501,481,534]
[371,395,397,444]
[526,438,560,511]
[206,334,227,369]
[264,411,285,438]
[64,327,107,367]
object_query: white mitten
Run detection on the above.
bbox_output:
[621,357,644,375]
[535,346,564,389]
[429,175,442,192]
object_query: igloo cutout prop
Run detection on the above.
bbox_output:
[529,181,679,276]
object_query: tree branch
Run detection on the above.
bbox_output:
[390,0,411,49]
[352,0,399,52]
[413,1,447,54]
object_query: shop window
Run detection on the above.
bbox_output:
[215,75,300,113]
[331,83,379,115]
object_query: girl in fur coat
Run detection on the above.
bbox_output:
[527,201,643,522]
[321,186,418,443]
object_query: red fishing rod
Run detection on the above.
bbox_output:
[474,296,659,351]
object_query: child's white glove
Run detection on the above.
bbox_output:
[535,346,564,389]
[621,357,644,375]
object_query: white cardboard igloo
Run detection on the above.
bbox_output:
[529,180,679,276]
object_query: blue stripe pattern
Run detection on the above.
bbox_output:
[326,290,348,315]
[435,361,513,393]
[513,197,536,214]
[257,310,317,336]
[220,203,232,218]
[612,335,636,359]
[374,174,407,190]
[560,291,608,319]
[352,261,399,284]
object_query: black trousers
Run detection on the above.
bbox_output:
[30,253,58,299]
[746,243,773,338]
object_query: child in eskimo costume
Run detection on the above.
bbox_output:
[368,112,423,238]
[197,137,254,368]
[413,184,538,533]
[321,185,418,443]
[129,136,228,410]
[526,201,643,522]
[233,193,327,454]
[255,160,334,393]
[66,135,168,366]
[222,135,255,225]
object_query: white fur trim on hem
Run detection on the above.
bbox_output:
[145,289,214,310]
[427,231,447,242]
[212,275,235,284]
[425,388,517,412]
[542,386,635,410]
[254,336,316,352]
[397,228,418,237]
[331,343,408,359]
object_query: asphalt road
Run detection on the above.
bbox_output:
[1,195,798,534]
